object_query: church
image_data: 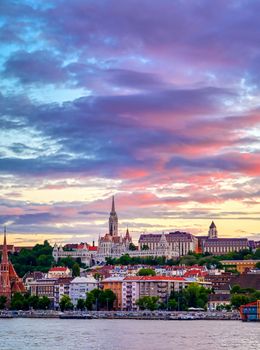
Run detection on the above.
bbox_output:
[0,228,26,302]
[96,196,132,260]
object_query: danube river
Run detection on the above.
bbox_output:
[0,319,259,350]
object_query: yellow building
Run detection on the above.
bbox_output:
[221,260,260,273]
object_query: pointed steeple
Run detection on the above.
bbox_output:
[208,221,218,239]
[109,196,118,236]
[210,221,216,229]
[111,195,115,213]
[2,226,9,264]
[0,227,26,301]
[125,226,131,241]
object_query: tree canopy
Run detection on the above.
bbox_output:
[137,268,156,276]
[85,288,116,310]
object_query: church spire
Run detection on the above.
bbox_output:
[208,221,218,239]
[2,226,8,264]
[111,195,115,213]
[0,226,11,300]
[109,196,118,236]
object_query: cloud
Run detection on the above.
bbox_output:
[4,50,67,84]
[1,0,260,239]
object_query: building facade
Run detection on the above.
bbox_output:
[0,228,26,302]
[52,242,98,266]
[138,231,197,258]
[121,276,211,310]
[52,201,253,265]
[69,276,98,306]
[48,267,71,279]
[30,279,56,307]
[102,276,124,310]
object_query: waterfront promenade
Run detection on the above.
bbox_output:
[0,309,240,321]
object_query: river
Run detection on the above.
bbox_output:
[0,319,259,350]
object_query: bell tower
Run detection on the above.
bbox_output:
[109,196,118,236]
[0,227,11,300]
[208,221,218,239]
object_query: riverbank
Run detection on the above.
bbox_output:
[0,310,240,320]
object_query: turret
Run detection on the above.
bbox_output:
[208,221,218,239]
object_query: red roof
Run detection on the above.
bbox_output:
[49,267,68,272]
[88,246,98,251]
[123,276,185,281]
[184,269,207,277]
[77,243,89,249]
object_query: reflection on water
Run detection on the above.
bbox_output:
[0,319,259,350]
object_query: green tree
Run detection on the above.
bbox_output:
[59,295,74,311]
[137,268,156,276]
[85,288,116,310]
[93,272,102,281]
[85,290,96,310]
[255,261,260,269]
[9,241,54,277]
[167,298,178,311]
[0,296,7,309]
[72,263,80,277]
[38,296,51,310]
[118,254,132,265]
[100,289,116,310]
[141,245,149,251]
[76,298,85,311]
[10,293,26,310]
[183,283,210,309]
[128,243,137,251]
[136,296,159,311]
[179,255,197,266]
[231,294,249,309]
[230,285,241,294]
[28,295,40,309]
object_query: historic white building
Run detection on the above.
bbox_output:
[52,242,96,266]
[198,221,249,255]
[138,231,197,257]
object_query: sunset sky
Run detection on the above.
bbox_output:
[1,0,260,246]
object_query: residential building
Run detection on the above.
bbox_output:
[23,271,46,291]
[30,279,56,307]
[48,266,71,279]
[226,273,260,291]
[207,294,231,311]
[204,272,233,293]
[54,277,73,309]
[69,276,98,306]
[102,276,124,310]
[122,276,188,311]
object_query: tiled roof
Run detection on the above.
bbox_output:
[49,267,68,272]
[123,276,185,281]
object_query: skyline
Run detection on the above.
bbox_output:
[1,1,260,245]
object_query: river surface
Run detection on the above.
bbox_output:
[0,319,259,350]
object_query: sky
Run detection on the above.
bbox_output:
[1,0,260,246]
